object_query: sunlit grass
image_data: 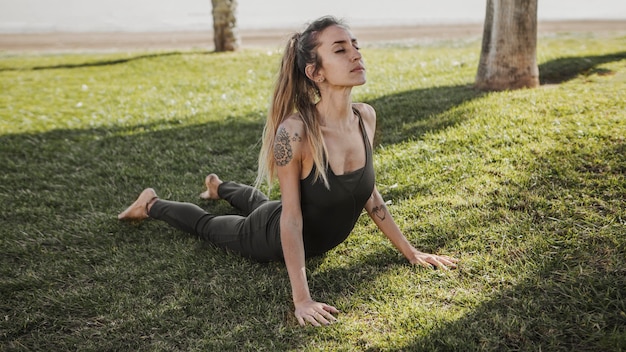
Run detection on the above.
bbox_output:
[1,32,625,351]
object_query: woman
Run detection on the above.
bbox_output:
[118,16,458,327]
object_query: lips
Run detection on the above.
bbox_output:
[351,65,365,72]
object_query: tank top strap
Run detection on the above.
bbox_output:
[352,106,372,156]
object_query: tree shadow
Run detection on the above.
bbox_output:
[366,84,485,146]
[0,78,482,348]
[384,137,626,351]
[364,51,626,145]
[539,51,626,84]
[0,115,273,350]
[1,117,264,215]
[0,50,213,72]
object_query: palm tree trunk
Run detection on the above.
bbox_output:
[475,0,539,91]
[211,0,240,52]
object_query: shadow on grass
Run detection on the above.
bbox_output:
[0,50,213,72]
[367,84,485,146]
[0,79,483,349]
[1,117,263,214]
[0,114,275,350]
[539,51,626,84]
[392,137,626,351]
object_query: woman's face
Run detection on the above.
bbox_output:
[312,25,366,88]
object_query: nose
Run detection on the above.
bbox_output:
[352,48,362,61]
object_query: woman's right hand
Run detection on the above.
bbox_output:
[294,299,339,327]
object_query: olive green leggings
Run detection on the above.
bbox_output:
[148,182,283,262]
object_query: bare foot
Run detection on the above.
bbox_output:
[118,188,158,220]
[199,174,223,200]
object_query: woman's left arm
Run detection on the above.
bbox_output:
[356,102,458,269]
[364,189,458,269]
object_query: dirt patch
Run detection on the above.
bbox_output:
[1,20,624,53]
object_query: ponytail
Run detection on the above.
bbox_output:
[256,16,345,192]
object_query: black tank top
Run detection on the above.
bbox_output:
[299,107,375,257]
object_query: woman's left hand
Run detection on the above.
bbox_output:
[407,249,458,270]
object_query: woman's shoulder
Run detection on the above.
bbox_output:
[352,102,377,130]
[278,113,307,135]
[352,102,376,120]
[275,113,309,151]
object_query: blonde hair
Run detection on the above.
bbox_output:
[255,16,346,192]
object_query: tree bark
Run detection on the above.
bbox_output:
[475,0,539,91]
[211,0,240,52]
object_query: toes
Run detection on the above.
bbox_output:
[201,174,222,200]
[118,188,157,220]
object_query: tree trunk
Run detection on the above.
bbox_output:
[475,0,539,91]
[211,0,240,52]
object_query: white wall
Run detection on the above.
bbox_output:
[0,0,624,33]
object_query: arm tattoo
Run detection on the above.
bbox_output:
[274,127,300,166]
[370,203,387,221]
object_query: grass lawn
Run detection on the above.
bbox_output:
[1,31,625,351]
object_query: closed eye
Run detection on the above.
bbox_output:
[332,38,360,53]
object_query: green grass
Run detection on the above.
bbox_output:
[1,32,625,351]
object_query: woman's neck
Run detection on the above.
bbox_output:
[316,90,354,127]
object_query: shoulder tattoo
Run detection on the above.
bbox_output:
[371,203,387,221]
[274,127,301,166]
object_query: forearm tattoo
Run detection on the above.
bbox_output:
[274,127,301,166]
[370,203,387,221]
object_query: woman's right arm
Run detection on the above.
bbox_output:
[275,118,339,327]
